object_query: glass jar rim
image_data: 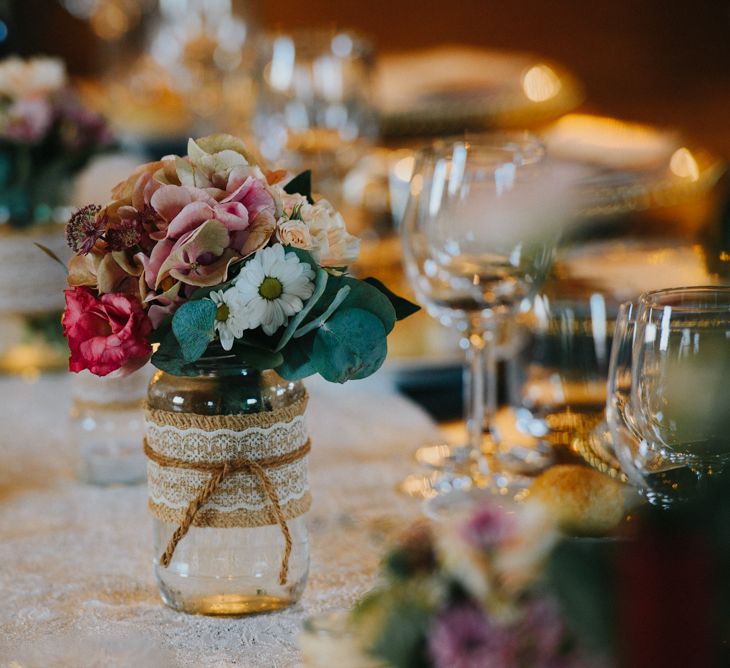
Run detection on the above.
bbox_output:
[415,132,545,166]
[638,285,730,312]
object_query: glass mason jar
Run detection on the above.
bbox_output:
[146,360,310,615]
[70,366,150,485]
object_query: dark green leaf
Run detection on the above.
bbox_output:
[276,335,317,380]
[149,314,173,344]
[311,307,387,383]
[364,277,420,320]
[546,539,618,656]
[151,332,188,375]
[230,341,284,370]
[370,602,431,668]
[340,277,397,333]
[276,265,328,351]
[172,299,217,362]
[308,275,397,334]
[293,285,351,338]
[284,245,317,267]
[283,170,313,204]
[33,242,68,273]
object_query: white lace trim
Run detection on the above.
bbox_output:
[145,411,310,525]
[0,229,70,314]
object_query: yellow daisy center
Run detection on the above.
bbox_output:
[216,304,230,322]
[259,276,283,300]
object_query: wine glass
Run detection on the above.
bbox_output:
[605,301,657,488]
[400,135,572,509]
[625,286,730,505]
[252,29,377,203]
[508,289,615,467]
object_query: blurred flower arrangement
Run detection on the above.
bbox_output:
[347,501,604,668]
[0,56,113,228]
[61,133,417,378]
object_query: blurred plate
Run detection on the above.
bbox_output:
[375,45,583,137]
[553,238,718,303]
[544,114,725,216]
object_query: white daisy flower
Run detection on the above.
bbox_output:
[208,289,246,350]
[232,244,316,336]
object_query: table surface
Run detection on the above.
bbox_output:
[0,373,440,668]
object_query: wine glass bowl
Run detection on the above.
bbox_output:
[404,137,550,334]
[252,29,377,199]
[615,286,730,505]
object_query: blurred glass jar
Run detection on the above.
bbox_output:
[70,365,151,485]
[95,0,255,146]
[142,0,255,136]
[508,289,613,448]
[253,29,378,202]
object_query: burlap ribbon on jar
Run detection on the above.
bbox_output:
[144,393,311,585]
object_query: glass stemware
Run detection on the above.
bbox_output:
[252,29,377,203]
[605,301,652,486]
[400,135,571,507]
[617,286,730,505]
[509,290,614,458]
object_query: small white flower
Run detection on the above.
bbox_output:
[232,244,315,336]
[208,289,246,350]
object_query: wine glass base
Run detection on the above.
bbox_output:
[494,442,553,475]
[422,471,532,521]
[413,442,470,470]
[396,468,474,499]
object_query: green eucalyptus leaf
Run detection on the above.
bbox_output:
[341,277,397,333]
[364,276,420,320]
[283,170,314,204]
[172,299,217,362]
[275,265,328,351]
[293,285,351,338]
[276,335,317,380]
[151,332,188,375]
[310,275,397,334]
[284,245,317,267]
[311,307,387,383]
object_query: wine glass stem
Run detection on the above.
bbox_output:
[464,325,497,464]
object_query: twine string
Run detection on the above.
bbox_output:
[143,438,311,585]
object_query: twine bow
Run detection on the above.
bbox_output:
[143,438,311,585]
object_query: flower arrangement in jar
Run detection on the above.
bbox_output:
[60,133,418,614]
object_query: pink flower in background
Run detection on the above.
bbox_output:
[461,505,516,551]
[518,598,568,661]
[57,96,113,149]
[63,287,152,376]
[429,604,516,668]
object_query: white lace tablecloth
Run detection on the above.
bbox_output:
[0,373,440,668]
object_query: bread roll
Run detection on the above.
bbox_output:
[529,464,625,535]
